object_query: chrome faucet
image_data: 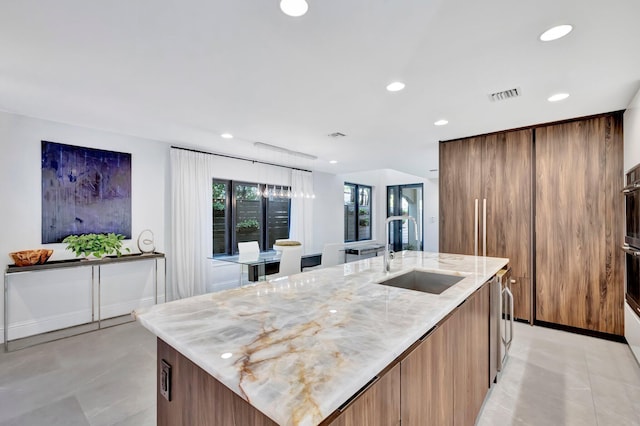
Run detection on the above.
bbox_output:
[384,215,419,272]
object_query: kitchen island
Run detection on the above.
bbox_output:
[134,251,508,426]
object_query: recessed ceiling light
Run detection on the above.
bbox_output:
[329,160,338,164]
[329,309,337,314]
[221,352,233,359]
[280,0,308,17]
[547,93,570,102]
[221,133,233,139]
[386,82,406,92]
[540,24,573,42]
[434,119,449,126]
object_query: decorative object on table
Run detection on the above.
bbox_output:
[236,219,260,233]
[62,233,130,259]
[137,229,156,254]
[9,249,54,266]
[41,141,132,244]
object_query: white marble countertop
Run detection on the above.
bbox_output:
[134,251,508,426]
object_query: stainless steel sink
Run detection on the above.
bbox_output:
[377,270,463,295]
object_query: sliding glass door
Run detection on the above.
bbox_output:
[387,184,423,252]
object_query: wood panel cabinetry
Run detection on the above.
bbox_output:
[157,338,278,426]
[535,114,624,336]
[400,283,490,426]
[331,363,400,426]
[452,283,490,426]
[401,321,453,426]
[439,137,483,256]
[440,112,624,336]
[440,130,532,321]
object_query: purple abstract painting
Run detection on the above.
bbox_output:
[41,141,132,243]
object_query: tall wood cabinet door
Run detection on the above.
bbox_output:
[439,137,483,255]
[330,363,401,426]
[483,129,532,278]
[484,129,533,320]
[401,322,453,426]
[453,284,490,426]
[535,115,624,335]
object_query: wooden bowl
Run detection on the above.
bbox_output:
[9,249,54,267]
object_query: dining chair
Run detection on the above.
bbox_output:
[238,241,260,255]
[272,245,303,278]
[320,243,344,268]
[237,241,260,285]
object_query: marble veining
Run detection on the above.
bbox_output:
[134,251,508,426]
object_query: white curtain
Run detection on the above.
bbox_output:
[290,170,314,252]
[170,149,215,299]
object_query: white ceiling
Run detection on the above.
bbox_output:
[1,0,639,177]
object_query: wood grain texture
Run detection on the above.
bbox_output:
[400,323,453,426]
[439,137,483,255]
[440,130,533,320]
[453,284,489,426]
[157,338,278,426]
[330,363,401,426]
[535,114,624,335]
[484,129,533,321]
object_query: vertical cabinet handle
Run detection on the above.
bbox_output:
[503,286,515,349]
[483,198,487,257]
[474,199,479,257]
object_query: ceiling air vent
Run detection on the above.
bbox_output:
[488,87,521,102]
[328,132,346,138]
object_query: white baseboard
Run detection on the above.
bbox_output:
[1,295,166,343]
[207,279,240,293]
[100,296,158,319]
[4,308,93,342]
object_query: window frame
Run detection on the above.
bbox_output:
[212,179,291,256]
[344,182,372,243]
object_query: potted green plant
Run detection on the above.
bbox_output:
[63,233,130,259]
[236,219,260,233]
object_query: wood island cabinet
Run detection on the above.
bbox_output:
[158,281,494,426]
[330,363,400,426]
[400,283,490,426]
[157,338,278,426]
[401,320,453,426]
[452,282,490,426]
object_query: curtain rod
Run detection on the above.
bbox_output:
[170,146,313,173]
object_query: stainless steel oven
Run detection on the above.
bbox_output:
[624,163,640,318]
[624,163,640,249]
[623,246,640,316]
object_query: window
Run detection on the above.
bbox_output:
[212,180,291,255]
[344,183,372,242]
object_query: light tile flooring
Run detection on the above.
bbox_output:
[479,323,640,426]
[0,321,639,425]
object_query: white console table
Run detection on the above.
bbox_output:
[4,252,165,351]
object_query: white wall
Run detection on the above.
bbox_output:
[0,111,443,342]
[0,111,169,342]
[338,168,439,251]
[624,88,640,172]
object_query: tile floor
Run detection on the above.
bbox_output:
[479,323,640,426]
[0,321,639,425]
